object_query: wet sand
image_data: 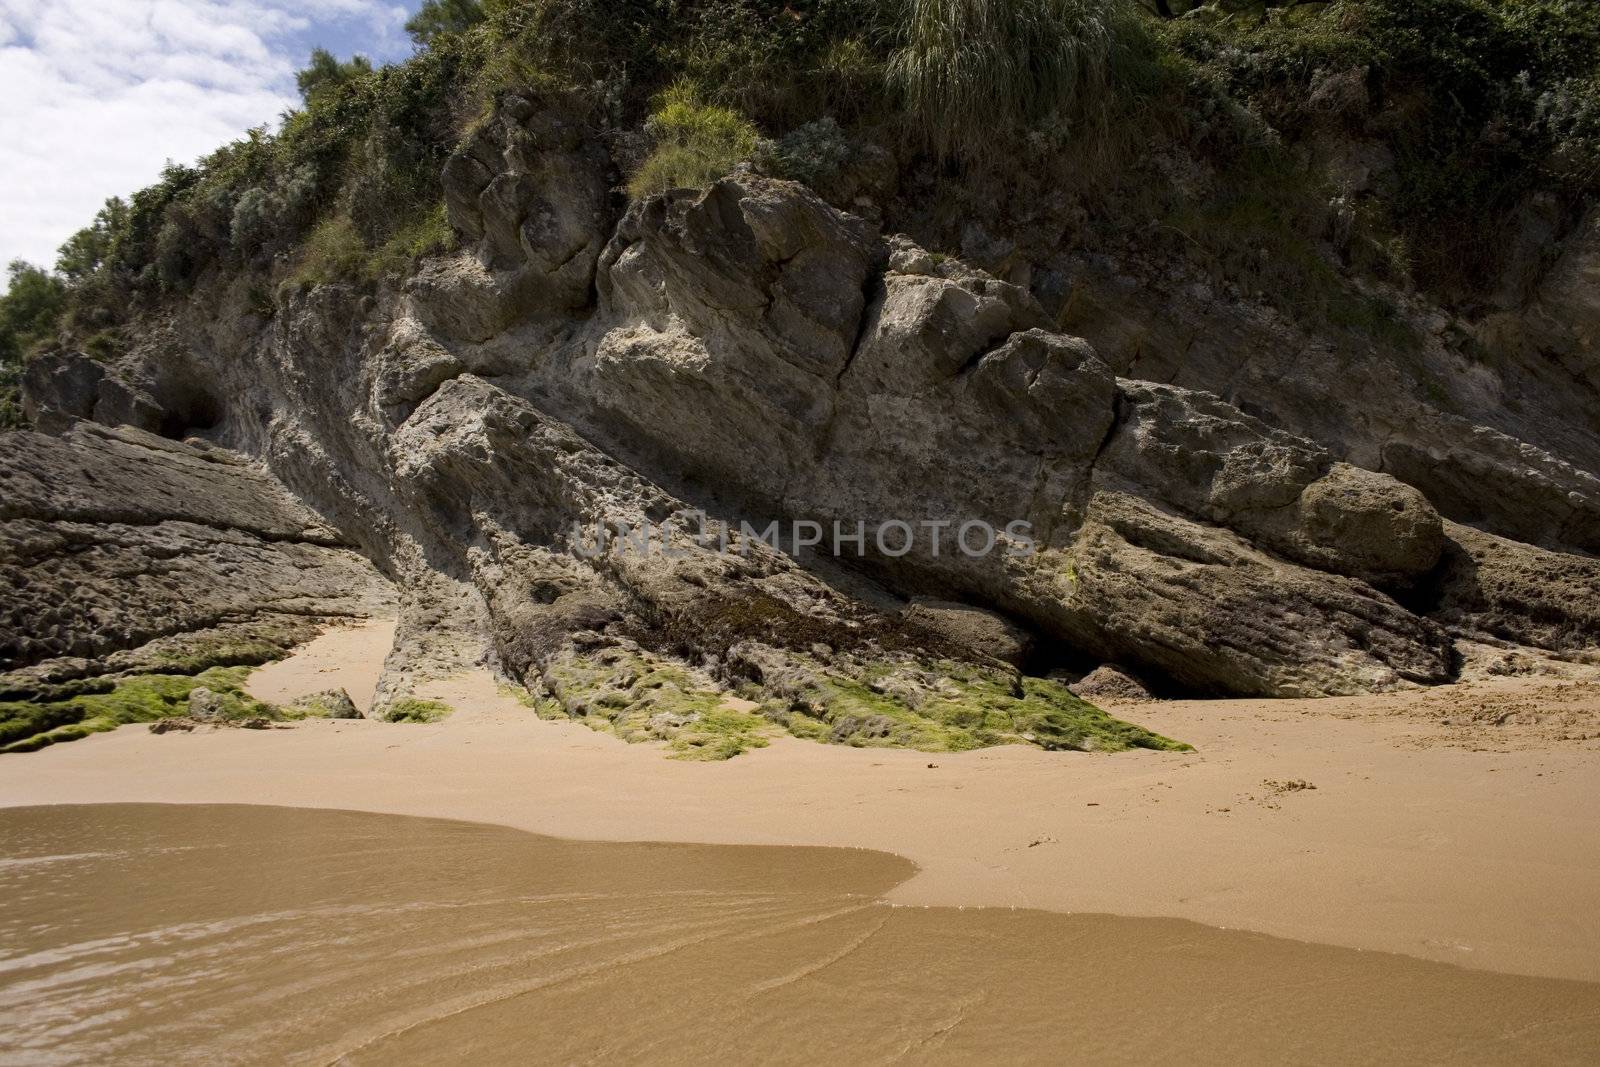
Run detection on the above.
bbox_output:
[4,804,1599,1065]
[1,620,1599,986]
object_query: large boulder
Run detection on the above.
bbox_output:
[289,688,362,720]
[443,92,611,297]
[414,93,614,343]
[0,425,392,685]
[901,598,1033,668]
[580,174,877,493]
[1006,492,1455,697]
[20,352,104,433]
[1099,383,1444,586]
[1430,521,1600,653]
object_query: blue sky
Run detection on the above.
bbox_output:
[0,0,425,272]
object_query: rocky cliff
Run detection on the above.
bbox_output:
[6,93,1600,755]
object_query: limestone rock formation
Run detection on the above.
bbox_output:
[288,688,362,720]
[1051,242,1600,557]
[7,106,1599,753]
[1431,522,1600,654]
[1069,665,1154,703]
[0,423,392,700]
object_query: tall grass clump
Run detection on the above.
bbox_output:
[288,216,369,288]
[888,0,1138,164]
[628,80,760,198]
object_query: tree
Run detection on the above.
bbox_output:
[0,262,66,356]
[0,261,67,430]
[295,48,375,105]
[56,197,129,282]
[405,0,487,46]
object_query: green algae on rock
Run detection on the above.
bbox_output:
[383,698,455,724]
[531,639,1185,760]
[751,654,1189,754]
[285,688,362,720]
[0,666,278,753]
[539,643,774,761]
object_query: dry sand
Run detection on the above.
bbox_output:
[3,618,1598,982]
[244,618,396,715]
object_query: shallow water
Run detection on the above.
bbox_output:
[2,805,1598,1065]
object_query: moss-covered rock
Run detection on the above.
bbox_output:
[382,698,454,723]
[755,653,1189,754]
[0,666,279,753]
[285,688,362,719]
[534,639,1185,759]
[540,641,773,760]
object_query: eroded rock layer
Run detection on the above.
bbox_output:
[0,424,393,698]
[9,95,1600,752]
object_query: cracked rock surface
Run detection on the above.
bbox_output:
[0,424,393,700]
[10,97,1600,750]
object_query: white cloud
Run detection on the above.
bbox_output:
[0,0,412,272]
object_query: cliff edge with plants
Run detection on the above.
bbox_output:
[3,0,1598,754]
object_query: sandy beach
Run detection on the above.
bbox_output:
[8,803,1600,1065]
[3,619,1599,984]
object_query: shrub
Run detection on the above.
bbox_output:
[1536,72,1600,183]
[287,202,455,288]
[229,187,278,256]
[154,212,199,290]
[887,0,1139,163]
[83,329,123,360]
[369,203,456,278]
[55,198,128,282]
[1161,0,1600,296]
[0,380,23,430]
[664,0,894,123]
[756,116,855,188]
[289,216,369,287]
[108,162,200,280]
[0,261,66,355]
[628,80,760,198]
[296,48,376,106]
[0,259,66,427]
[407,0,488,45]
[478,0,893,129]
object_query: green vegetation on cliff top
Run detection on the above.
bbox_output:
[6,0,1599,425]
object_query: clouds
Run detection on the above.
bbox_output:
[0,0,415,272]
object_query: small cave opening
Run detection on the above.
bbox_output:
[1016,626,1206,700]
[1017,635,1105,684]
[157,386,226,440]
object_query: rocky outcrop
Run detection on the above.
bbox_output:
[287,688,362,719]
[1070,664,1155,703]
[1008,491,1455,697]
[1049,245,1600,556]
[1431,522,1600,654]
[10,105,1600,751]
[1510,205,1600,393]
[539,176,1458,695]
[415,93,615,343]
[0,423,392,698]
